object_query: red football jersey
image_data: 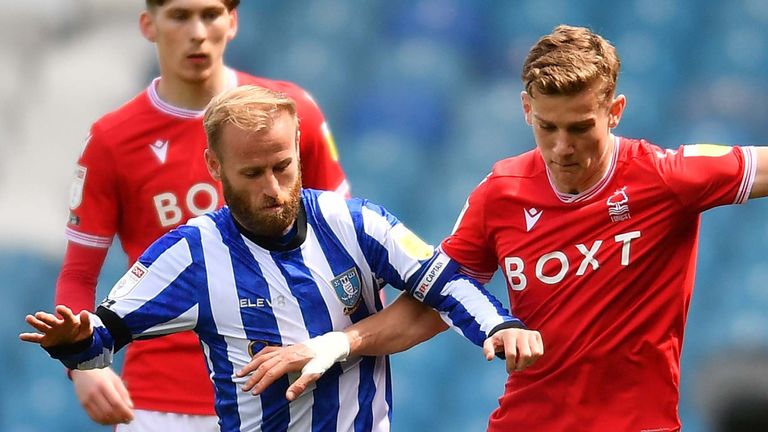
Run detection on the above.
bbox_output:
[60,69,348,414]
[441,137,756,431]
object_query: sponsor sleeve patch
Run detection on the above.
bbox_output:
[69,165,87,210]
[107,262,148,300]
[391,224,434,260]
[682,144,732,157]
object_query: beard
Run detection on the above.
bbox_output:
[222,172,302,238]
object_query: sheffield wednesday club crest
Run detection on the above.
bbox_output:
[332,268,362,315]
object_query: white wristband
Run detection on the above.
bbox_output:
[300,332,350,376]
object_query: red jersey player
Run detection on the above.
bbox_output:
[55,0,348,430]
[241,24,768,432]
[438,25,768,431]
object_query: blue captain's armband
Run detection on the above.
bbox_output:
[407,252,459,304]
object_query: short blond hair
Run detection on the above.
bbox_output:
[522,25,620,105]
[204,85,298,156]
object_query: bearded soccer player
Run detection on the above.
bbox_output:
[23,85,542,432]
[246,24,768,432]
[55,1,348,430]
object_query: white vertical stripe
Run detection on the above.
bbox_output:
[317,192,380,314]
[244,242,309,345]
[195,217,262,428]
[735,146,757,204]
[286,395,313,431]
[369,357,391,432]
[302,224,354,331]
[440,277,507,334]
[335,358,362,432]
[361,207,422,283]
[335,179,351,197]
[242,239,316,428]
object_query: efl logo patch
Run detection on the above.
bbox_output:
[332,268,362,315]
[109,262,148,299]
[682,144,731,157]
[69,165,87,209]
[392,225,434,260]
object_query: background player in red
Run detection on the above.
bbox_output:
[55,0,348,430]
[243,24,768,432]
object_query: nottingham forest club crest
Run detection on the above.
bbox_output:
[606,186,631,222]
[331,268,362,315]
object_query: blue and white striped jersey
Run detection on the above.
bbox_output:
[51,189,519,432]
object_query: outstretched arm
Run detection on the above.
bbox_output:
[346,293,448,355]
[239,293,543,401]
[750,146,768,198]
[238,294,446,399]
[20,305,93,348]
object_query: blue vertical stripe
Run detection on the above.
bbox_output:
[305,194,372,321]
[188,220,240,432]
[212,211,291,431]
[273,248,339,432]
[354,356,377,432]
[385,355,393,425]
[308,193,381,428]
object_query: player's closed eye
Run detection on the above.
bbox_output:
[539,124,557,132]
[168,10,190,22]
[569,125,591,134]
[202,9,224,22]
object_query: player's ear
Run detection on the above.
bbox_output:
[521,91,533,125]
[608,94,626,129]
[205,149,222,181]
[226,8,238,41]
[139,10,157,42]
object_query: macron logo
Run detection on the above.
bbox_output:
[524,208,543,232]
[150,139,169,164]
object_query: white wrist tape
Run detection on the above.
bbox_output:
[301,332,350,376]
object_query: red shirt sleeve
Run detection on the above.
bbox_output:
[294,90,350,196]
[57,125,119,312]
[652,144,756,212]
[65,125,120,248]
[54,241,109,313]
[440,175,499,283]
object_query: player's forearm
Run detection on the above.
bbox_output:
[44,312,118,370]
[403,253,521,347]
[345,294,448,357]
[55,242,109,312]
[750,146,768,198]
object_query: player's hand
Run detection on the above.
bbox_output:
[237,344,316,401]
[483,328,544,373]
[19,305,93,348]
[237,332,350,401]
[71,368,134,425]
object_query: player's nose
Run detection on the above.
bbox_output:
[261,172,281,198]
[188,17,207,41]
[551,134,575,157]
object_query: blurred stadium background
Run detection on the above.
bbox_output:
[2,1,768,431]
